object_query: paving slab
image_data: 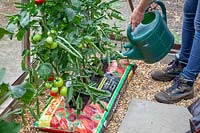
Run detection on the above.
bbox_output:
[118,99,192,133]
[160,53,176,64]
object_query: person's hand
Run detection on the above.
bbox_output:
[130,3,158,31]
[147,3,158,12]
[130,7,144,31]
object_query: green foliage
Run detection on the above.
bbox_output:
[0,119,21,133]
[0,28,11,39]
[10,82,35,104]
[37,63,53,80]
[0,69,22,132]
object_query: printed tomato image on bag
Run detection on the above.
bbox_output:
[50,116,59,129]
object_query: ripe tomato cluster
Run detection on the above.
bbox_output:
[45,74,68,97]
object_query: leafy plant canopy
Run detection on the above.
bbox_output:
[0,0,124,129]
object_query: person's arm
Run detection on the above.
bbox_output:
[130,0,153,30]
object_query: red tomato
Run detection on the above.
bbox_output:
[50,90,57,97]
[35,0,44,5]
[48,75,54,81]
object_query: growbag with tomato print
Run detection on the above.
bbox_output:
[33,60,136,133]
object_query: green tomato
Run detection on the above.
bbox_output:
[60,86,68,96]
[50,30,56,34]
[51,86,59,93]
[46,36,53,44]
[63,17,67,23]
[53,77,64,87]
[29,36,36,44]
[50,42,58,49]
[47,30,57,36]
[45,81,53,89]
[77,43,83,48]
[33,34,42,42]
[45,43,51,49]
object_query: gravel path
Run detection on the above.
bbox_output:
[105,60,200,133]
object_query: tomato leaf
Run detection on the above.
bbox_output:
[10,82,34,104]
[16,28,26,41]
[0,28,11,39]
[76,95,82,116]
[37,63,53,80]
[66,8,76,22]
[0,82,10,105]
[20,83,35,104]
[67,86,73,103]
[6,23,15,33]
[10,84,26,99]
[0,119,21,133]
[97,100,108,111]
[87,85,111,97]
[76,95,82,110]
[20,11,30,28]
[0,83,9,95]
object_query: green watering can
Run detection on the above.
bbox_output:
[123,0,174,64]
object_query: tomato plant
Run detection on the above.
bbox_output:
[0,0,124,127]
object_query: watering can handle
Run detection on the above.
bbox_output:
[146,0,167,23]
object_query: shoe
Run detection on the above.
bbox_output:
[151,57,187,82]
[154,74,194,104]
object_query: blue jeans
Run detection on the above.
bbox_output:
[178,0,200,81]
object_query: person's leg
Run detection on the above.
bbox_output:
[178,0,198,63]
[151,0,197,82]
[154,0,199,104]
[181,0,200,81]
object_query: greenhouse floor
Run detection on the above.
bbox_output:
[119,99,191,133]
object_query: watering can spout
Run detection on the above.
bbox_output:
[121,0,174,64]
[122,44,144,60]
